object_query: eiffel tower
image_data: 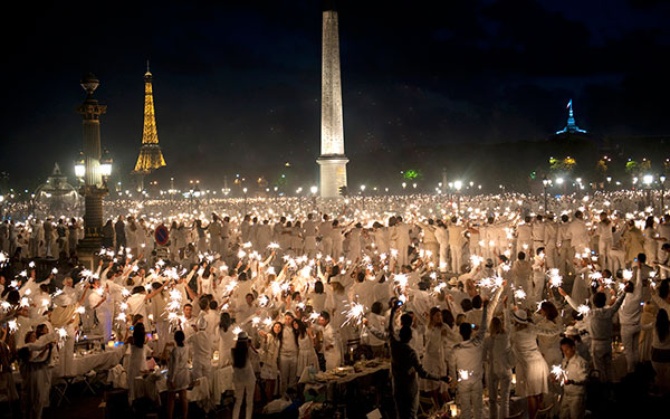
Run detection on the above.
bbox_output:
[132,61,166,192]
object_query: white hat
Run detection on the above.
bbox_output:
[237,331,249,341]
[448,277,459,286]
[512,310,529,324]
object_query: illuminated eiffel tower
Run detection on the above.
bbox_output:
[132,61,166,192]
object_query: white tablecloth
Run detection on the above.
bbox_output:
[55,346,125,378]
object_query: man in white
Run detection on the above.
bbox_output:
[209,213,222,254]
[279,311,299,394]
[318,310,342,371]
[568,210,590,257]
[434,219,450,274]
[620,253,650,373]
[557,213,574,277]
[319,214,333,258]
[449,297,489,419]
[302,213,319,259]
[88,277,113,341]
[392,216,412,267]
[515,215,533,257]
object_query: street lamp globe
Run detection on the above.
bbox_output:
[643,174,654,186]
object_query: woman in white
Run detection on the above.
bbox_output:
[231,331,257,419]
[306,280,327,315]
[217,311,236,368]
[509,308,553,419]
[643,215,660,263]
[125,217,139,257]
[530,250,547,306]
[420,307,449,407]
[125,322,149,404]
[167,330,190,419]
[533,300,563,399]
[258,321,282,401]
[484,314,514,419]
[293,318,318,381]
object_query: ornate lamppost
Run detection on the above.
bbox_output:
[75,73,111,269]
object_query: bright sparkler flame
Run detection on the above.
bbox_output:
[514,288,526,301]
[342,302,366,327]
[577,304,590,317]
[458,369,473,381]
[551,364,567,384]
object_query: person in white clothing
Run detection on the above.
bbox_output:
[449,298,489,419]
[557,337,590,419]
[231,331,257,419]
[318,310,342,371]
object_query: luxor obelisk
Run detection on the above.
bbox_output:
[317,1,348,199]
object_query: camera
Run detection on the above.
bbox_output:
[395,299,404,308]
[471,324,475,329]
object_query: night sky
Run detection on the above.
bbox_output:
[3,0,670,192]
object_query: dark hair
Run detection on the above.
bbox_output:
[657,309,670,342]
[441,309,455,328]
[294,319,308,338]
[637,253,647,264]
[540,301,559,322]
[314,280,324,294]
[371,301,384,315]
[460,298,473,312]
[231,338,249,368]
[593,292,607,308]
[471,295,482,309]
[174,330,185,347]
[659,279,670,300]
[459,322,473,340]
[219,311,232,332]
[132,322,146,348]
[560,336,576,348]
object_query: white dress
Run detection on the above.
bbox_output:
[218,327,236,368]
[297,333,318,379]
[126,343,148,402]
[420,325,447,392]
[167,345,191,391]
[510,323,550,397]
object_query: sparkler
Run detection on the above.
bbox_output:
[547,269,563,288]
[342,302,366,328]
[457,369,473,382]
[551,364,568,384]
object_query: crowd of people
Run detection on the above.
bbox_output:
[1,189,670,418]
